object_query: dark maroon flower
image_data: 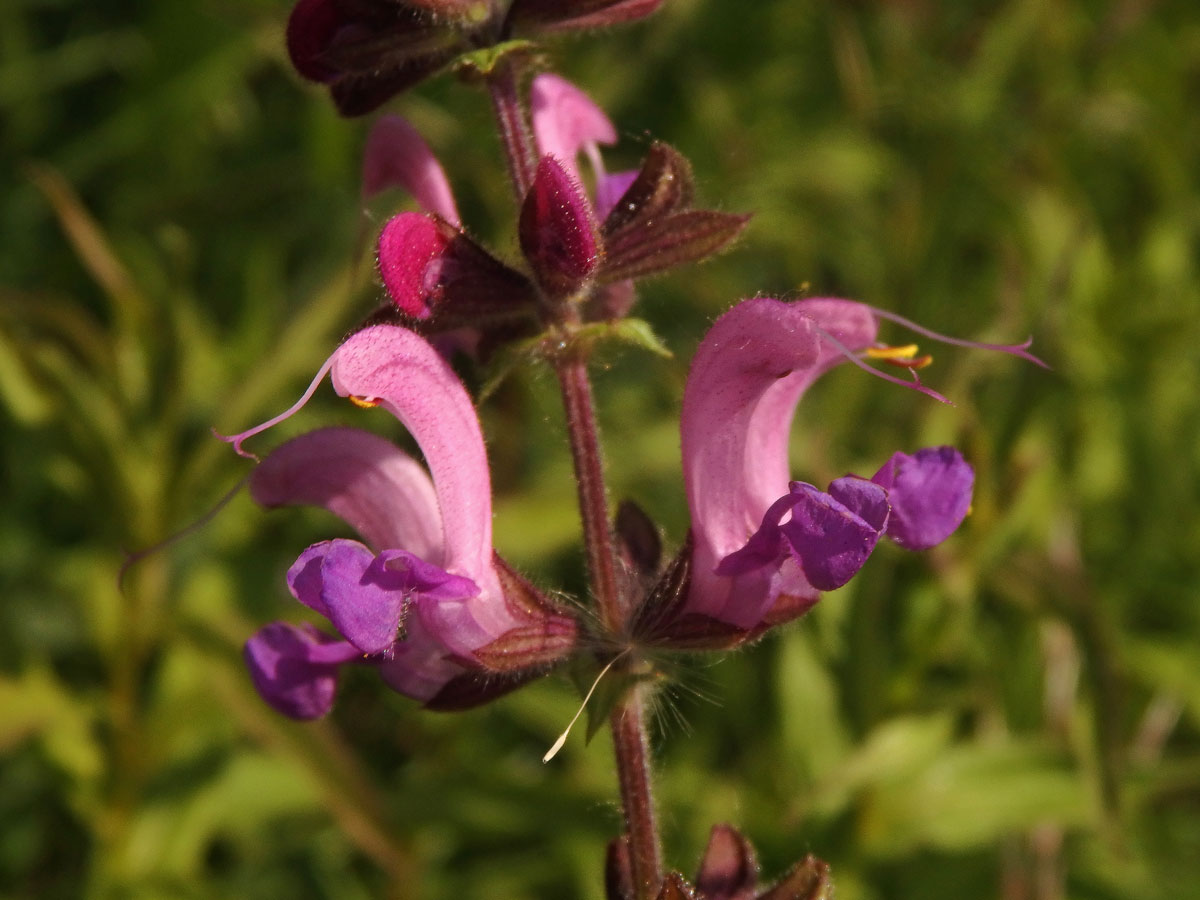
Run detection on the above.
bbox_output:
[286,0,484,116]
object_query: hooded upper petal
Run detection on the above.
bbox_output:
[531,73,618,186]
[680,297,878,626]
[328,325,531,657]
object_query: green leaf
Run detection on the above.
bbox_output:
[453,40,538,79]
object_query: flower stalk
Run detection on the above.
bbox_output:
[486,59,538,201]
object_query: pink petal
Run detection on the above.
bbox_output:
[250,426,443,563]
[681,298,878,625]
[362,114,460,224]
[329,326,499,597]
[530,73,617,189]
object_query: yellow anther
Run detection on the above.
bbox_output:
[349,395,380,409]
[865,343,933,370]
[866,343,920,360]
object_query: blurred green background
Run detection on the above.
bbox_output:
[3,0,1199,897]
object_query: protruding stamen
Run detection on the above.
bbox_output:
[349,395,380,409]
[867,305,1050,369]
[809,323,953,405]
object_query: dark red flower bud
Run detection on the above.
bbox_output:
[695,825,759,900]
[519,155,601,298]
[605,836,636,900]
[285,0,482,115]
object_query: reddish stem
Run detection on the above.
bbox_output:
[556,356,663,898]
[488,62,664,898]
[555,358,623,632]
[486,60,537,202]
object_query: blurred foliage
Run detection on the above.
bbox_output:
[2,0,1199,898]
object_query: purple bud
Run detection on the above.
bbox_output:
[519,155,600,298]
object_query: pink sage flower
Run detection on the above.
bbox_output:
[243,325,577,717]
[641,297,1036,649]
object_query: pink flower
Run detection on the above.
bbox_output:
[243,325,576,717]
[635,298,1023,649]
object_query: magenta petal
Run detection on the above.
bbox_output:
[871,447,974,550]
[778,481,887,591]
[378,212,450,318]
[362,115,460,223]
[244,622,360,720]
[250,426,443,563]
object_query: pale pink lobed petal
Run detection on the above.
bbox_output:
[377,610,471,702]
[362,114,460,225]
[250,426,443,562]
[680,297,878,625]
[595,169,639,220]
[530,73,618,190]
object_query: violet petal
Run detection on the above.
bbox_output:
[777,481,887,592]
[244,622,360,720]
[871,447,974,550]
[289,539,407,656]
